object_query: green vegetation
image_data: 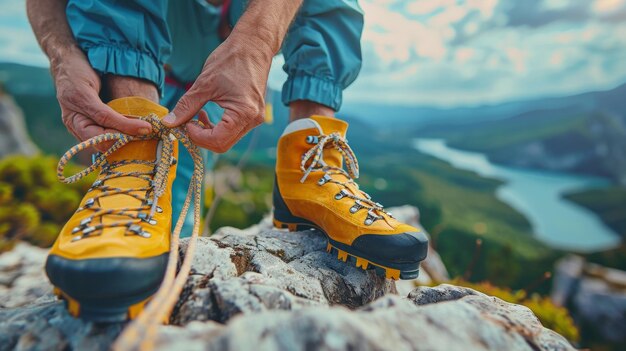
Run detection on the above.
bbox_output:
[442,112,589,152]
[450,279,580,343]
[208,162,274,232]
[0,155,94,252]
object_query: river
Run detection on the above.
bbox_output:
[414,138,620,252]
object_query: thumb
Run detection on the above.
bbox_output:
[162,86,206,127]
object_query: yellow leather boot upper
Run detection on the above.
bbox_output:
[49,97,177,260]
[275,115,419,247]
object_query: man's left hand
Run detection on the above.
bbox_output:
[162,36,271,153]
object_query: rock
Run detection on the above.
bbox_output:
[0,302,124,351]
[172,228,394,325]
[0,219,574,350]
[0,243,51,309]
[408,284,482,305]
[0,93,38,158]
[552,254,626,345]
[156,286,574,351]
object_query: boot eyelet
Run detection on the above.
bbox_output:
[350,205,360,214]
[84,198,95,208]
[318,175,331,186]
[364,218,374,226]
[91,152,102,165]
[305,136,319,144]
[138,213,156,225]
[82,226,96,235]
[138,231,152,238]
[129,223,152,238]
[334,190,347,200]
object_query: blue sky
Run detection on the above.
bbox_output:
[1,0,625,107]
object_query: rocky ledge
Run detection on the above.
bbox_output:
[0,207,574,351]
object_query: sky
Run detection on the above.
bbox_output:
[1,0,625,107]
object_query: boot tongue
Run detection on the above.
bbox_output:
[105,97,169,162]
[309,115,348,137]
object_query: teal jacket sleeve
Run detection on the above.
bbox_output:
[66,0,171,93]
[281,0,364,111]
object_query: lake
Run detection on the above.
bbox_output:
[414,138,620,252]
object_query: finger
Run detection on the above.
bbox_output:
[72,115,121,151]
[64,119,81,141]
[186,112,249,153]
[80,92,153,136]
[61,110,82,141]
[197,109,213,128]
[162,84,207,127]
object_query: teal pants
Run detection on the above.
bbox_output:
[66,0,364,236]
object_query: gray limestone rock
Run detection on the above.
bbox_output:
[0,214,574,351]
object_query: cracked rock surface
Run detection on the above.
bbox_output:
[0,207,574,351]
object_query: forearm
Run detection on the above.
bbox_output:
[26,0,81,77]
[231,0,303,60]
[27,0,158,102]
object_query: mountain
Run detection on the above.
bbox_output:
[0,62,54,96]
[342,82,626,128]
[407,83,626,185]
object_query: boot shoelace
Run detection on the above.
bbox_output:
[60,147,174,241]
[57,114,203,351]
[300,132,393,225]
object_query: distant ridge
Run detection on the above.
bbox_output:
[341,82,626,128]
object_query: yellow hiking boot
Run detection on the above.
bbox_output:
[273,115,428,280]
[46,97,176,322]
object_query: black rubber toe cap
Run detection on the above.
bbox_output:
[46,253,168,303]
[352,231,429,264]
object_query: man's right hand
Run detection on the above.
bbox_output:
[51,50,153,142]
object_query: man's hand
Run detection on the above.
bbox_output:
[162,0,303,153]
[162,37,269,153]
[52,50,153,142]
[27,0,153,145]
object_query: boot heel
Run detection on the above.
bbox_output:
[273,177,316,231]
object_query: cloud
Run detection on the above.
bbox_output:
[0,0,625,107]
[344,0,626,106]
